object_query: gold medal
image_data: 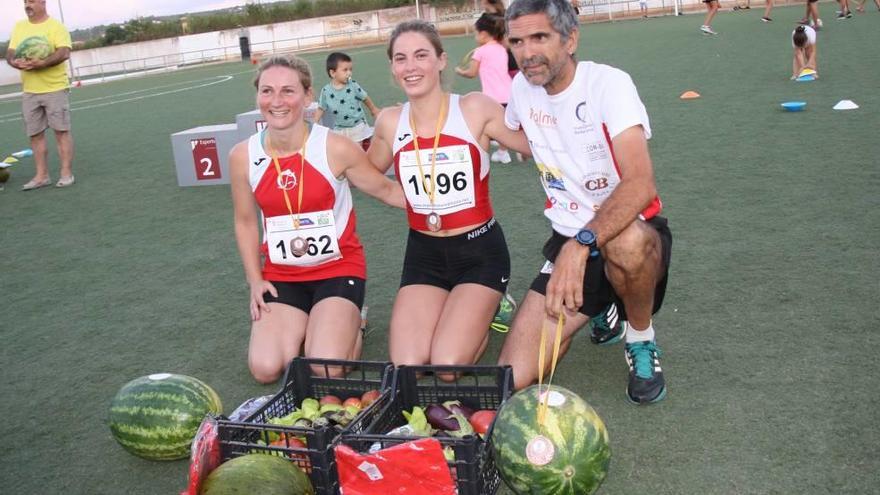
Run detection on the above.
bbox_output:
[426,212,442,232]
[409,94,448,234]
[291,237,309,257]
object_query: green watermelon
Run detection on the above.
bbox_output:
[200,454,315,495]
[109,373,222,461]
[14,36,52,60]
[491,385,611,494]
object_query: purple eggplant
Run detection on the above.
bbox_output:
[442,400,475,419]
[426,404,461,431]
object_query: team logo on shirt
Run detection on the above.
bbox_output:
[276,169,297,190]
[253,157,266,167]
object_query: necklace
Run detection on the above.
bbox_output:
[408,93,448,232]
[266,127,309,256]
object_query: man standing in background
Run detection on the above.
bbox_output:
[6,0,75,190]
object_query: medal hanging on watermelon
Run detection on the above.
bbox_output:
[409,94,448,233]
[267,128,310,256]
[536,313,565,426]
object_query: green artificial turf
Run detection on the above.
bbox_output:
[0,4,878,493]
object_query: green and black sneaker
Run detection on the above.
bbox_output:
[624,340,666,404]
[589,303,626,345]
[490,291,517,333]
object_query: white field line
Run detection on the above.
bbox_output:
[0,73,243,124]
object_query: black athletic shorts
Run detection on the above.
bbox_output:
[529,216,672,318]
[400,218,510,293]
[263,276,365,313]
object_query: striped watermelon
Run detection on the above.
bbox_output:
[491,385,610,494]
[109,373,222,461]
[200,454,315,494]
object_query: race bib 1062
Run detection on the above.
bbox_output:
[265,209,341,267]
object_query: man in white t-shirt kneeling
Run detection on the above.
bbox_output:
[498,0,672,404]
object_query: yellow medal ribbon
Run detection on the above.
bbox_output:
[537,313,565,426]
[408,93,448,220]
[265,127,309,228]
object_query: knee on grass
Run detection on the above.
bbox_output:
[249,359,285,384]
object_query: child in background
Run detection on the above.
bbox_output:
[455,14,513,164]
[791,25,818,80]
[313,52,381,151]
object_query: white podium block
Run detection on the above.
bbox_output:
[235,109,266,142]
[170,124,239,186]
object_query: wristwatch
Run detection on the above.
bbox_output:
[574,228,600,258]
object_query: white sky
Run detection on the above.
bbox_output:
[1,1,286,41]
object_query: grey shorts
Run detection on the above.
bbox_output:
[22,90,71,136]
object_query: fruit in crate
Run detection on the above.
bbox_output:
[200,453,315,494]
[319,395,342,406]
[360,389,381,407]
[108,373,222,461]
[491,385,610,494]
[468,410,496,436]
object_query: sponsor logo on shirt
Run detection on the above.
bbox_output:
[529,108,557,128]
[537,163,566,191]
[582,172,614,197]
[575,102,588,122]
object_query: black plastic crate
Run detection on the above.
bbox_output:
[337,365,513,495]
[216,357,395,494]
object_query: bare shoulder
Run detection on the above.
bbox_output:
[460,91,499,118]
[374,104,403,137]
[229,140,249,164]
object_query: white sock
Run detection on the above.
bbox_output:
[625,321,655,343]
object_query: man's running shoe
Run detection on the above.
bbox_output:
[625,340,666,404]
[490,291,517,333]
[589,303,626,345]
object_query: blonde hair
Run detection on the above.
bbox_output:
[253,54,313,91]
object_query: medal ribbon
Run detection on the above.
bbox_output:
[536,314,565,426]
[408,93,448,217]
[266,127,308,227]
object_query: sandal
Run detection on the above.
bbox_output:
[56,175,75,188]
[21,177,52,191]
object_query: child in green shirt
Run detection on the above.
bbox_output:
[314,52,381,150]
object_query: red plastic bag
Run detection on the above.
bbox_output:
[335,438,457,495]
[181,415,221,495]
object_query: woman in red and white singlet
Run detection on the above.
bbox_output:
[230,55,405,383]
[368,21,530,374]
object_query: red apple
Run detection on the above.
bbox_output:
[343,397,362,410]
[360,389,381,407]
[319,394,342,406]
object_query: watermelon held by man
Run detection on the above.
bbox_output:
[108,373,223,461]
[14,36,52,61]
[491,385,611,494]
[199,454,315,495]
